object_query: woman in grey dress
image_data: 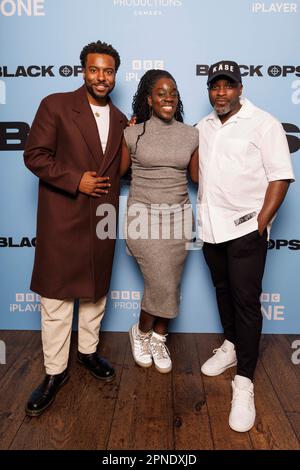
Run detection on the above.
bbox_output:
[120,69,198,373]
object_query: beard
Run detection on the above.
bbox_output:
[85,81,113,102]
[214,102,231,116]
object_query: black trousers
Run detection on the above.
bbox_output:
[203,230,268,380]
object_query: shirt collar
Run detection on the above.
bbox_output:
[206,97,255,124]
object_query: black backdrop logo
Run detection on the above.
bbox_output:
[0,65,83,78]
[0,237,36,248]
[59,65,73,77]
[267,65,300,77]
[0,122,30,151]
[196,64,300,78]
[1,121,299,153]
[0,66,55,77]
[268,239,300,250]
[282,123,300,154]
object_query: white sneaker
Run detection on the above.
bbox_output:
[229,375,256,432]
[150,331,172,374]
[129,323,152,368]
[201,339,237,376]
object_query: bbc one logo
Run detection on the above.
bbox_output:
[196,64,300,78]
[112,0,183,16]
[260,293,285,321]
[0,0,45,16]
[111,290,141,313]
[126,59,164,82]
[10,293,41,313]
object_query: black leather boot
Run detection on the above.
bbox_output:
[25,369,69,417]
[77,351,115,382]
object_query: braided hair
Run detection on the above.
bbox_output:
[131,69,184,155]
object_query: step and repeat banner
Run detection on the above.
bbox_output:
[0,0,299,333]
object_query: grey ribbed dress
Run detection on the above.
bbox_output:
[124,115,199,319]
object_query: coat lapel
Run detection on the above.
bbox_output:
[72,85,104,168]
[71,85,126,174]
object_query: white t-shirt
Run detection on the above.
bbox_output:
[196,98,295,244]
[90,103,110,153]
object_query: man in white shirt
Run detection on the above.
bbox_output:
[197,60,295,432]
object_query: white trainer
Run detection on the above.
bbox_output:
[229,375,256,432]
[201,339,237,376]
[129,323,152,368]
[149,331,172,374]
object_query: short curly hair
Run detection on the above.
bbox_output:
[80,40,121,71]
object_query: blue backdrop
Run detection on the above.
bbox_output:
[0,0,299,333]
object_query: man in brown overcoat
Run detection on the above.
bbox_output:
[24,41,127,416]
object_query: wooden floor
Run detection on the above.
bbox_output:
[0,331,299,450]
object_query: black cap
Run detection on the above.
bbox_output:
[207,60,242,85]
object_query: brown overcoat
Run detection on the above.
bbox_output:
[24,85,127,302]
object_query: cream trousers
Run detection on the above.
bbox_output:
[41,296,107,375]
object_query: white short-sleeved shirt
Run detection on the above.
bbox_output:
[196,98,295,244]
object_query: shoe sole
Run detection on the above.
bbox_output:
[154,363,172,374]
[129,328,152,368]
[201,360,237,377]
[25,374,70,417]
[229,416,256,433]
[77,358,116,382]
